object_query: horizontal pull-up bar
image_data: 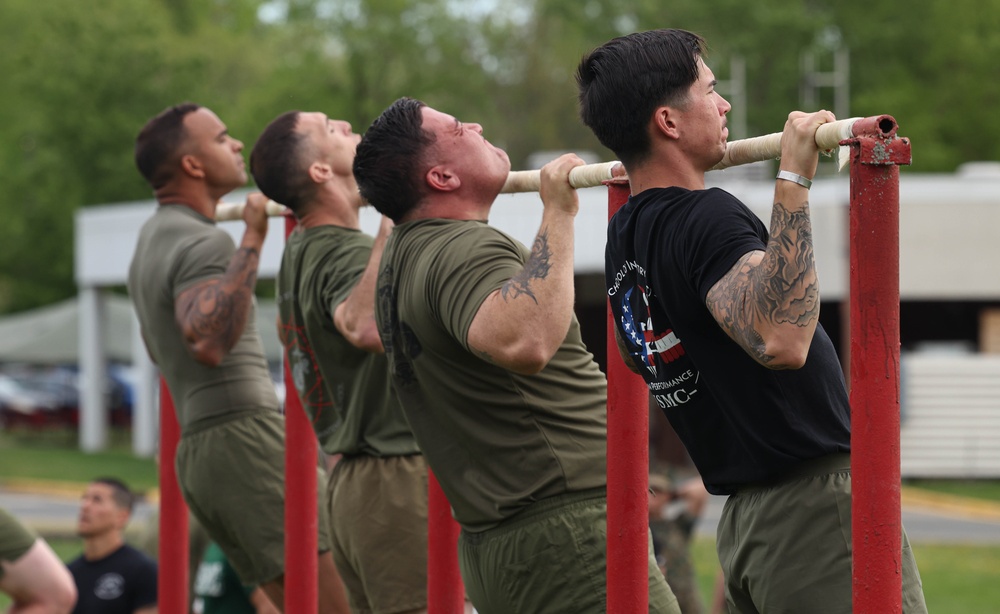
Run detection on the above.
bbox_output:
[213,115,899,221]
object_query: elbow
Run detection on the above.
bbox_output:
[498,341,557,375]
[188,340,226,367]
[342,320,384,353]
[762,338,812,370]
[347,327,385,354]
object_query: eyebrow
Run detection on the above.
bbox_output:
[216,129,229,140]
[709,79,718,89]
[453,118,462,133]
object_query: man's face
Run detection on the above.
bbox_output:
[183,107,247,192]
[675,57,732,169]
[420,106,510,196]
[296,112,361,179]
[77,483,129,538]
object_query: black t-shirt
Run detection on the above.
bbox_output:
[68,544,158,614]
[606,186,851,494]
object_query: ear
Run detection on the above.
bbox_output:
[651,106,681,140]
[426,165,461,192]
[180,154,205,179]
[308,161,333,185]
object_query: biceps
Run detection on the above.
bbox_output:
[175,278,229,340]
[704,251,770,357]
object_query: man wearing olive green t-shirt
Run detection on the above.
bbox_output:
[250,111,429,614]
[128,103,349,614]
[353,98,679,614]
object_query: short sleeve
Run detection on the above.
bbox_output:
[431,226,526,350]
[679,189,767,300]
[170,229,236,297]
[133,556,158,608]
[319,242,369,319]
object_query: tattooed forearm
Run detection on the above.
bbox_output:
[500,229,553,303]
[706,201,818,366]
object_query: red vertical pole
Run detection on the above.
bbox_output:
[427,470,464,613]
[158,378,188,614]
[605,178,649,614]
[845,119,911,614]
[284,214,319,614]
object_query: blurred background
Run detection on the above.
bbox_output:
[2,1,1000,610]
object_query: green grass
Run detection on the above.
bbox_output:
[0,429,158,492]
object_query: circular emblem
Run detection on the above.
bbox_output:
[95,573,125,599]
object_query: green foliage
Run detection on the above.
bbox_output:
[0,0,994,313]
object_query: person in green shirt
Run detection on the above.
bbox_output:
[193,542,278,614]
[352,98,680,614]
[129,103,349,614]
[250,111,429,614]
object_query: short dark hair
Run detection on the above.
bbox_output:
[249,111,315,215]
[577,29,705,168]
[134,103,202,189]
[92,477,135,513]
[353,97,435,223]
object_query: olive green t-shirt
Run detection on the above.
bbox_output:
[376,218,607,532]
[127,205,279,433]
[277,224,418,457]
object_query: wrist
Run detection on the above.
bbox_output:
[776,170,812,189]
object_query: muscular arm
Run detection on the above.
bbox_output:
[467,154,583,375]
[332,216,392,353]
[704,110,832,370]
[705,177,818,369]
[176,195,269,367]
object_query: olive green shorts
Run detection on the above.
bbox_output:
[177,410,332,586]
[0,508,37,581]
[717,453,928,614]
[458,488,679,614]
[327,454,428,614]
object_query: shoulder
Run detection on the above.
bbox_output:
[120,545,158,569]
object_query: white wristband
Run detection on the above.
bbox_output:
[776,170,813,189]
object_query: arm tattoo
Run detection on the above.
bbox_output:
[474,348,495,364]
[706,201,818,365]
[500,229,552,304]
[183,247,260,348]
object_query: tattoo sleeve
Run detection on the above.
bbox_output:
[178,246,260,355]
[500,229,553,303]
[705,201,819,365]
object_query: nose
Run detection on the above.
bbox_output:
[232,138,244,152]
[469,123,483,135]
[717,93,732,115]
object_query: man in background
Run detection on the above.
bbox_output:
[67,478,156,614]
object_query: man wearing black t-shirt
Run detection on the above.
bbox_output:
[578,29,927,613]
[68,478,157,614]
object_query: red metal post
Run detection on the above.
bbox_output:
[605,178,650,614]
[284,213,319,614]
[158,378,188,614]
[844,119,911,613]
[427,470,465,613]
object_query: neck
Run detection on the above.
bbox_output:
[402,193,492,223]
[83,531,124,561]
[297,184,363,229]
[627,156,706,194]
[154,184,222,219]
